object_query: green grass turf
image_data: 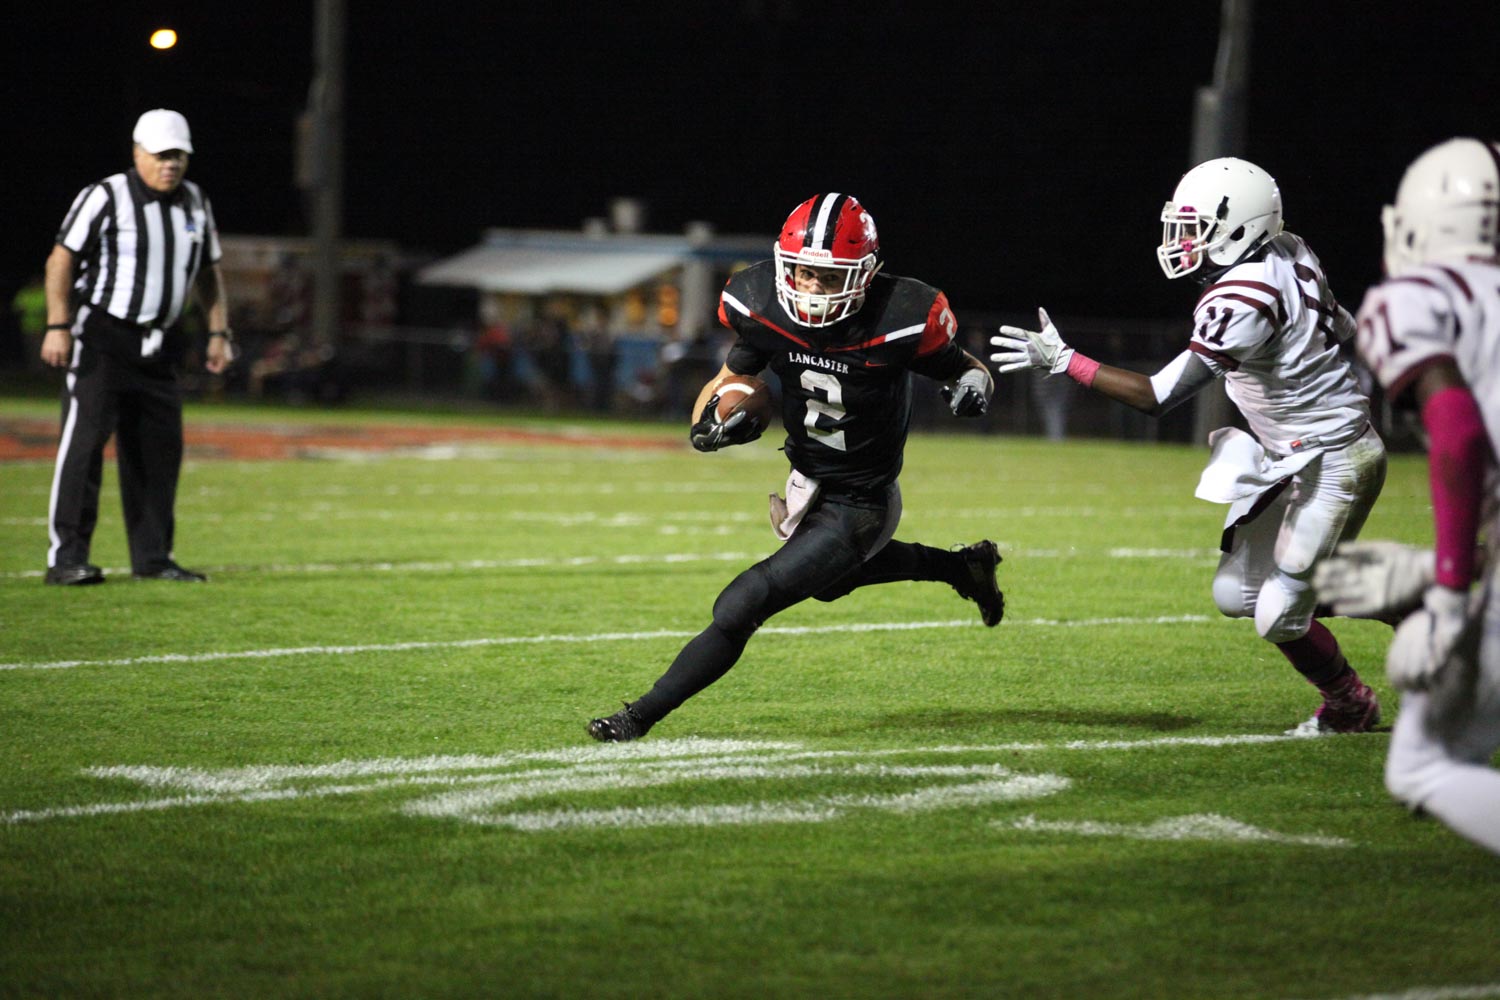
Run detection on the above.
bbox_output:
[2,398,1495,1000]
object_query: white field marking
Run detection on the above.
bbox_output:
[402,761,1071,828]
[1001,813,1352,849]
[0,614,1215,672]
[1289,986,1500,1000]
[480,775,1074,831]
[6,734,1312,828]
[0,551,765,581]
[0,546,1219,582]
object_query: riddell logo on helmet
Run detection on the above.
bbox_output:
[800,248,834,260]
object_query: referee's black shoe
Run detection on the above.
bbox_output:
[133,562,208,583]
[45,564,105,586]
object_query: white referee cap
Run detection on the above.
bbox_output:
[133,109,194,154]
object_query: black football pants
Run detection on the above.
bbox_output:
[47,339,183,574]
[631,489,961,723]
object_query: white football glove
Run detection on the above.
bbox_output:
[1313,540,1436,620]
[1386,585,1470,690]
[989,308,1074,375]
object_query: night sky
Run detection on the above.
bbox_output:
[6,2,1497,335]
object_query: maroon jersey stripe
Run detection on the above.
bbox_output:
[1433,265,1475,303]
[1188,340,1240,371]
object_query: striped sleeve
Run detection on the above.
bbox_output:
[203,193,222,264]
[912,290,958,357]
[1187,278,1284,369]
[56,184,109,254]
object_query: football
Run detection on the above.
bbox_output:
[713,374,774,427]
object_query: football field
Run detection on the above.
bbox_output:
[2,399,1495,999]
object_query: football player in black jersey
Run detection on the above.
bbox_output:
[589,193,1003,742]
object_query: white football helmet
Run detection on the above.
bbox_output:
[1382,137,1500,277]
[1158,158,1284,279]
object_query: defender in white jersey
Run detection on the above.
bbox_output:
[1316,137,1500,855]
[993,158,1387,734]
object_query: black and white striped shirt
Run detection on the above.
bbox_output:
[56,169,221,329]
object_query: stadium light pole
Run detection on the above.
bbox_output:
[307,0,345,349]
[1190,0,1252,442]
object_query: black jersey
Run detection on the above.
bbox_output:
[717,260,968,494]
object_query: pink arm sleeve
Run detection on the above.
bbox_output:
[1423,385,1490,589]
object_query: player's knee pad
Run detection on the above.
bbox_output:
[711,565,779,639]
[1253,572,1315,643]
[1211,565,1253,620]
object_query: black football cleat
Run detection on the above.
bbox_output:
[44,563,104,586]
[953,540,1004,627]
[133,562,208,582]
[588,702,652,742]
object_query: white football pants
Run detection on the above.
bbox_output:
[1211,425,1387,642]
[1385,571,1500,856]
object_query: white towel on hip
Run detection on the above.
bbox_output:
[769,470,820,541]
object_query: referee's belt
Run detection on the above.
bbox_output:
[99,313,174,335]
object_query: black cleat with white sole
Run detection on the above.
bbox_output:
[588,702,653,742]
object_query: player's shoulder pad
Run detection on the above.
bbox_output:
[719,260,778,328]
[1193,257,1287,329]
[877,272,942,313]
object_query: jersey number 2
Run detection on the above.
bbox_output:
[801,370,848,452]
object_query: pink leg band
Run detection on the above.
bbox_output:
[1067,352,1100,388]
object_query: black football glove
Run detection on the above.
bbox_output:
[941,367,992,418]
[690,395,765,452]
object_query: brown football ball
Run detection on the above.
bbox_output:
[713,374,774,428]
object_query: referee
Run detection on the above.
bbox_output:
[40,109,236,585]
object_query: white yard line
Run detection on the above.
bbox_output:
[0,546,1220,581]
[0,614,1213,672]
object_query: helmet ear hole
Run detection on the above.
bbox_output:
[1229,226,1245,242]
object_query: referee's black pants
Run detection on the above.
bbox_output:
[48,333,184,574]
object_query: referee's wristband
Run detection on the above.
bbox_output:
[46,322,72,331]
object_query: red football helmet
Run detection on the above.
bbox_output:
[773,193,881,327]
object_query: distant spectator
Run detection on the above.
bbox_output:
[10,274,46,371]
[471,321,515,401]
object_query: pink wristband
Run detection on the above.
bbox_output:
[1066,352,1100,388]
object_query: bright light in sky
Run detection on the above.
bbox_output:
[149,28,177,50]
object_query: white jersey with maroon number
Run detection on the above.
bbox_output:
[1186,232,1370,456]
[1355,260,1500,470]
[1361,259,1500,856]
